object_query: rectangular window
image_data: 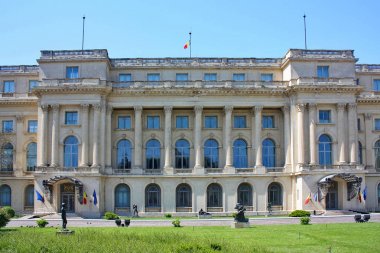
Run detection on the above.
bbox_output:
[262,116,275,128]
[317,66,329,78]
[176,73,188,81]
[29,80,38,92]
[3,81,15,93]
[375,119,380,131]
[28,120,38,133]
[357,118,361,131]
[65,111,78,125]
[66,66,79,79]
[233,73,245,81]
[119,74,132,82]
[117,116,131,129]
[204,116,218,128]
[319,110,331,123]
[147,73,160,81]
[176,116,189,129]
[204,73,217,81]
[2,120,13,133]
[234,116,247,128]
[147,116,160,129]
[261,74,273,82]
[373,79,380,91]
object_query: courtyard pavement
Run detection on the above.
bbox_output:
[6,213,380,228]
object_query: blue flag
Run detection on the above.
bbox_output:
[363,186,367,201]
[36,190,44,203]
[93,190,98,206]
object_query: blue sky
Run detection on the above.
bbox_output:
[0,0,379,65]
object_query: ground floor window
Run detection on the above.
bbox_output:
[238,183,253,207]
[268,182,282,206]
[207,183,222,208]
[0,184,11,207]
[176,183,192,208]
[24,185,34,208]
[115,184,130,208]
[145,184,161,210]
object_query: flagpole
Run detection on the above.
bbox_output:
[82,15,86,51]
[189,32,192,58]
[303,14,307,50]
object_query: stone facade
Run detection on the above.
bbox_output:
[0,49,379,218]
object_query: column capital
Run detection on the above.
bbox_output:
[296,103,306,112]
[308,103,317,110]
[348,103,357,111]
[337,103,346,111]
[81,104,90,110]
[16,115,24,123]
[93,103,102,111]
[281,105,290,113]
[164,106,173,113]
[134,105,143,112]
[194,105,203,113]
[106,105,113,114]
[365,113,372,120]
[224,105,233,114]
[41,104,49,112]
[51,104,60,112]
[254,106,263,113]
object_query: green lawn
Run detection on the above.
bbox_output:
[0,223,378,253]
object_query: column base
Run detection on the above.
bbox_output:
[164,166,174,175]
[224,165,235,174]
[254,165,265,174]
[194,165,205,175]
[50,163,59,167]
[132,166,143,174]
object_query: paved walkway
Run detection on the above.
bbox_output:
[7,213,380,228]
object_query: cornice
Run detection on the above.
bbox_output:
[33,86,112,97]
[357,97,380,104]
[287,85,362,94]
[0,98,38,105]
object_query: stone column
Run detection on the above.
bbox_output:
[224,106,233,168]
[282,105,291,166]
[134,106,143,170]
[15,115,24,174]
[254,106,263,166]
[164,106,173,172]
[105,105,113,168]
[38,104,48,166]
[50,104,60,167]
[194,105,203,170]
[364,113,372,166]
[308,104,317,165]
[348,103,358,164]
[296,104,305,165]
[92,104,101,167]
[100,103,106,167]
[80,104,89,166]
[337,103,347,164]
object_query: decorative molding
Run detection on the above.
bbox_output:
[134,105,143,112]
[164,106,173,113]
[347,103,357,111]
[281,105,290,113]
[365,113,372,120]
[337,103,346,111]
[224,105,233,114]
[296,104,305,112]
[16,115,24,123]
[51,104,60,112]
[93,104,102,111]
[41,104,49,112]
[81,104,90,111]
[194,105,203,113]
[308,103,317,110]
[254,106,263,113]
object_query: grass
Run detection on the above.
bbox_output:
[1,223,379,252]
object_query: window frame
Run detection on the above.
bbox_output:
[319,110,332,124]
[119,73,132,82]
[262,115,275,129]
[375,119,380,131]
[317,66,329,79]
[374,79,380,92]
[232,73,245,81]
[28,80,39,92]
[233,115,247,128]
[2,120,13,133]
[3,80,15,93]
[146,115,160,129]
[66,66,79,79]
[204,73,217,81]
[175,116,189,129]
[260,73,273,82]
[176,73,189,81]
[27,120,38,133]
[65,111,78,125]
[147,73,160,82]
[117,116,132,129]
[204,116,218,129]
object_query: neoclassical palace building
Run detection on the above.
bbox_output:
[0,48,380,217]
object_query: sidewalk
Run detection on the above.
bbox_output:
[7,213,380,228]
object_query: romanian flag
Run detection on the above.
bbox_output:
[83,192,87,205]
[184,41,190,49]
[357,188,362,203]
[304,193,312,205]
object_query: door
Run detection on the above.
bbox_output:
[60,183,75,213]
[325,181,338,210]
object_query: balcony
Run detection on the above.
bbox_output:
[304,164,364,171]
[41,78,102,86]
[266,167,284,173]
[291,77,356,86]
[40,50,109,60]
[0,169,13,176]
[143,168,162,175]
[174,168,193,174]
[0,65,39,73]
[113,168,131,174]
[205,168,224,174]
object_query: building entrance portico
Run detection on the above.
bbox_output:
[325,181,338,210]
[60,183,75,213]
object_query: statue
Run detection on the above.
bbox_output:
[132,204,139,217]
[198,208,211,216]
[61,203,67,230]
[267,202,272,216]
[234,203,248,222]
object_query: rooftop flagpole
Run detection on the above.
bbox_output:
[82,15,86,51]
[189,32,192,58]
[303,14,307,50]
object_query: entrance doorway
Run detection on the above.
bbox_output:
[60,183,75,213]
[325,181,338,210]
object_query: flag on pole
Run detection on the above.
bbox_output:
[93,190,98,206]
[36,190,44,203]
[83,192,87,205]
[183,41,190,49]
[313,192,318,202]
[362,186,367,201]
[304,193,312,205]
[357,188,362,203]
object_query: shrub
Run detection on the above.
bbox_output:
[1,206,15,219]
[289,210,311,217]
[104,211,119,220]
[172,218,181,227]
[115,219,121,226]
[36,219,49,228]
[0,210,10,228]
[164,213,172,218]
[300,217,311,225]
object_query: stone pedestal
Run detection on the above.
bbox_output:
[231,221,250,228]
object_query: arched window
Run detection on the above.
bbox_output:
[145,184,161,210]
[319,134,332,165]
[207,183,222,208]
[26,142,37,171]
[24,185,34,208]
[358,141,363,165]
[204,139,219,168]
[268,182,282,206]
[0,185,11,207]
[64,136,78,167]
[1,143,13,171]
[262,139,276,167]
[175,139,190,169]
[375,141,380,169]
[176,184,192,208]
[238,183,253,207]
[233,139,248,168]
[115,184,130,209]
[146,139,160,169]
[117,140,132,170]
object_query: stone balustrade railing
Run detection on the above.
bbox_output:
[290,77,356,86]
[41,78,101,86]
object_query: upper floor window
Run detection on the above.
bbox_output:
[373,79,380,91]
[176,73,188,81]
[317,66,329,78]
[204,73,217,81]
[233,74,245,81]
[29,80,38,92]
[375,119,380,131]
[234,116,247,128]
[176,116,189,129]
[28,120,38,133]
[357,118,361,131]
[262,116,274,128]
[119,74,132,82]
[3,81,15,93]
[147,73,160,81]
[204,116,218,128]
[66,66,79,79]
[65,111,78,125]
[147,116,160,129]
[261,74,273,82]
[319,110,331,123]
[2,120,13,133]
[118,116,131,129]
